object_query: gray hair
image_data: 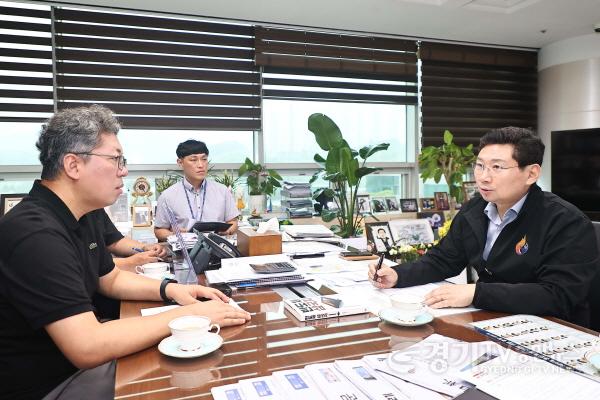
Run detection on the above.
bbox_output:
[36,105,121,179]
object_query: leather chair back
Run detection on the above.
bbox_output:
[589,221,600,331]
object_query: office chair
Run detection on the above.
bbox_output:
[589,221,600,331]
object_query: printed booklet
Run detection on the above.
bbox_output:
[284,294,369,321]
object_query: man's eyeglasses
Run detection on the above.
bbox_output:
[473,162,519,176]
[73,152,127,170]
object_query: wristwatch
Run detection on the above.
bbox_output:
[160,278,178,303]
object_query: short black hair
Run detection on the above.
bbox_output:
[176,140,209,159]
[478,127,545,167]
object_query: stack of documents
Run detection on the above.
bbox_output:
[205,254,309,288]
[282,224,334,238]
[281,182,312,198]
[166,232,197,251]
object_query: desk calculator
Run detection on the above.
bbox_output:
[250,262,297,274]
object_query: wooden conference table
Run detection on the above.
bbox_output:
[114,282,597,400]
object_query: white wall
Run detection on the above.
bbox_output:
[537,34,600,189]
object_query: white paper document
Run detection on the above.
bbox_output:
[211,383,247,400]
[272,369,325,400]
[140,299,243,316]
[238,376,284,400]
[361,354,445,400]
[304,363,369,400]
[205,254,307,287]
[459,347,600,400]
[282,224,334,238]
[364,334,483,397]
[334,359,410,400]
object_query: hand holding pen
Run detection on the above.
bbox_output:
[373,252,385,281]
[369,253,399,289]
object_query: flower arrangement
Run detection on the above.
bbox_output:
[386,219,452,264]
[388,243,435,264]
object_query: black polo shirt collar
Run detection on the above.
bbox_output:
[29,179,79,231]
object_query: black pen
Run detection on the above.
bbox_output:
[291,252,325,259]
[373,253,385,282]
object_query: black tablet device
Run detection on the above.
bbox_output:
[192,221,232,233]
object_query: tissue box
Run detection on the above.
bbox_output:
[237,228,282,256]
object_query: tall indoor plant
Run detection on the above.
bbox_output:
[418,130,476,216]
[238,157,283,215]
[308,113,389,238]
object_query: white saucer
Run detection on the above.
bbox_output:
[138,272,176,281]
[158,332,223,358]
[379,308,434,327]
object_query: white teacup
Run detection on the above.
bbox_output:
[169,316,220,352]
[136,262,169,275]
[390,294,426,322]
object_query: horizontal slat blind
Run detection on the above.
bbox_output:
[53,7,260,130]
[255,27,417,104]
[0,4,54,122]
[420,42,537,148]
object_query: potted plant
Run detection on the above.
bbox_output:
[418,130,475,217]
[238,158,283,215]
[154,170,183,198]
[308,113,389,238]
[211,169,240,193]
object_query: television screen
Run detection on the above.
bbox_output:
[551,128,600,220]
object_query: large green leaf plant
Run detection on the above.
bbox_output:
[238,158,283,196]
[418,130,476,214]
[308,113,389,238]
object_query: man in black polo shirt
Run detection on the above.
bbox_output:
[0,105,250,400]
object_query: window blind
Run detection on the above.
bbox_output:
[420,42,537,148]
[255,26,418,104]
[53,7,260,130]
[0,4,53,122]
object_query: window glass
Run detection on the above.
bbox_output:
[119,130,253,165]
[0,122,43,165]
[263,99,414,164]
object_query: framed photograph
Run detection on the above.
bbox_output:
[0,193,27,217]
[462,181,479,202]
[132,204,152,227]
[417,211,446,229]
[371,198,387,213]
[434,192,450,210]
[105,192,129,223]
[399,198,418,212]
[385,197,399,211]
[356,194,371,214]
[365,222,393,253]
[388,219,435,245]
[420,197,436,211]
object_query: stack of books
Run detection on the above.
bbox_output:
[281,181,314,218]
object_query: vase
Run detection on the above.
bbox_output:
[249,194,267,216]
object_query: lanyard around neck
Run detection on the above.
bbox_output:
[183,180,206,222]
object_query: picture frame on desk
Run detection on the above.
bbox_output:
[419,197,436,211]
[434,192,450,210]
[385,197,399,211]
[388,218,435,245]
[132,204,152,227]
[0,193,26,217]
[365,222,393,253]
[356,194,371,214]
[399,198,418,212]
[462,181,479,202]
[371,198,387,213]
[417,211,446,229]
